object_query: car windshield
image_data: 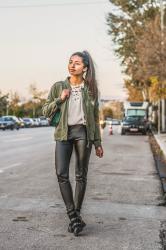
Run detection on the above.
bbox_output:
[3,117,12,121]
[40,117,46,120]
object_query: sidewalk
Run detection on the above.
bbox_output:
[154,133,166,157]
[154,133,166,194]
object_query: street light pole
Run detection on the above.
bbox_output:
[158,0,165,134]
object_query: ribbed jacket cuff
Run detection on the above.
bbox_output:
[94,140,102,148]
[55,98,63,106]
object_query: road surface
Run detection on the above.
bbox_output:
[0,126,165,250]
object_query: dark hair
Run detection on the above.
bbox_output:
[70,50,98,99]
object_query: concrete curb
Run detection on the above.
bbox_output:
[154,134,166,155]
[154,156,166,193]
[153,134,166,193]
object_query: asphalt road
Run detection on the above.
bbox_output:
[0,126,166,250]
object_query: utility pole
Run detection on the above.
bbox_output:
[158,0,165,134]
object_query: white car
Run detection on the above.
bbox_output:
[39,116,49,126]
[33,118,40,127]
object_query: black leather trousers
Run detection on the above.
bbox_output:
[55,125,92,213]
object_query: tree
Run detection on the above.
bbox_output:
[29,83,48,117]
[0,91,9,116]
[107,0,159,66]
[148,77,166,102]
[106,0,161,99]
[9,91,21,115]
[135,14,166,88]
[107,101,123,119]
[101,106,113,120]
[125,80,144,101]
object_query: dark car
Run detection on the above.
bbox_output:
[121,116,148,135]
[22,118,34,128]
[0,117,8,130]
[2,116,20,130]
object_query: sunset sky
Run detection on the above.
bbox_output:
[0,0,127,100]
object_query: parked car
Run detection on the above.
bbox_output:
[2,116,20,130]
[39,116,49,126]
[0,117,8,130]
[121,116,148,135]
[22,118,34,128]
[111,119,121,125]
[33,118,40,127]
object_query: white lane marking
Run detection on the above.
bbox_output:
[2,137,32,143]
[0,163,22,173]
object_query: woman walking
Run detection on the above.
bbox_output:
[42,51,103,236]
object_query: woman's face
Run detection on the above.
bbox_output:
[68,55,86,76]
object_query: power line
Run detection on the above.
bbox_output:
[0,1,108,9]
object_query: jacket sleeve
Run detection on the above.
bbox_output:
[42,83,63,118]
[93,98,102,148]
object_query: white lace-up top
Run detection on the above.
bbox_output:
[68,83,86,126]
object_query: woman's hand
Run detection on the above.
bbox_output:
[95,146,103,158]
[60,89,70,101]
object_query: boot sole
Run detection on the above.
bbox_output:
[73,226,83,236]
[68,221,86,234]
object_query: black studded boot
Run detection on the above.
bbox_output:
[76,209,86,228]
[67,209,83,236]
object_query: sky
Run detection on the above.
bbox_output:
[0,0,127,101]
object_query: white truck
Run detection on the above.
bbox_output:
[123,101,149,119]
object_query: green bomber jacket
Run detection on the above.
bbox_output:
[42,77,101,148]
